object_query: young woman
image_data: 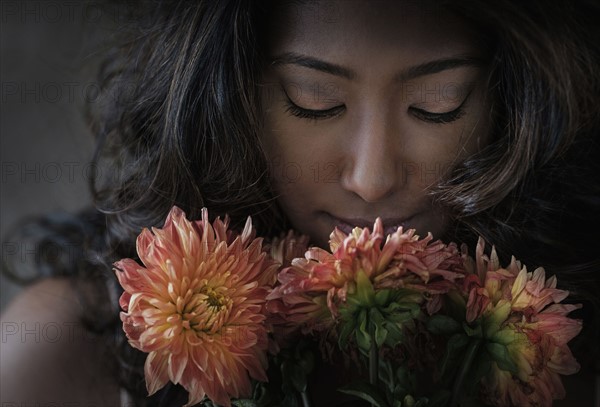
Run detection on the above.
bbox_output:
[2,1,599,405]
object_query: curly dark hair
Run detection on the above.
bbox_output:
[4,0,600,405]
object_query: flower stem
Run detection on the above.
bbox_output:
[369,320,379,406]
[450,338,481,407]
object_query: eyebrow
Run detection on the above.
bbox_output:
[270,52,484,81]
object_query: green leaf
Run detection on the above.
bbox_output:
[491,327,518,346]
[356,309,372,352]
[446,290,467,321]
[338,381,390,407]
[379,359,395,389]
[346,294,363,309]
[402,394,416,407]
[370,307,385,324]
[439,333,469,378]
[375,289,392,306]
[485,342,518,374]
[388,299,421,313]
[384,321,404,347]
[394,365,415,394]
[408,303,423,319]
[356,270,375,306]
[358,307,368,326]
[484,301,511,338]
[338,320,355,349]
[389,287,417,299]
[462,321,483,338]
[427,314,461,335]
[370,308,388,347]
[375,323,388,347]
[386,311,415,325]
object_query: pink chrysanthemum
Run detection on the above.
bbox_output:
[267,219,463,335]
[114,206,278,407]
[462,238,582,407]
[268,230,311,279]
[263,230,310,350]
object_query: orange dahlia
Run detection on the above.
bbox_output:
[462,238,582,406]
[266,219,463,335]
[114,206,278,407]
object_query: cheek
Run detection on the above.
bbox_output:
[268,146,335,197]
[404,108,490,187]
[260,119,333,215]
[399,127,469,189]
[261,98,342,190]
[262,132,332,242]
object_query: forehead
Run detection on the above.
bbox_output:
[267,0,481,65]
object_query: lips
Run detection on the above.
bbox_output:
[328,213,413,236]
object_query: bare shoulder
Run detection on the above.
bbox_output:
[1,277,122,405]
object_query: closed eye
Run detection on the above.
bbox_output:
[409,87,473,124]
[282,87,345,120]
[409,105,465,124]
[282,87,472,123]
[284,100,346,120]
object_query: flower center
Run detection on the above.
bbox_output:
[203,286,227,309]
[178,284,234,333]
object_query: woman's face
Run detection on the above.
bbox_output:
[260,0,491,248]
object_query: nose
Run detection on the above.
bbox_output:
[340,109,401,202]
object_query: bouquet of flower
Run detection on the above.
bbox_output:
[114,207,582,407]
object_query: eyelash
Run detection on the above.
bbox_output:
[284,101,345,120]
[409,106,466,124]
[283,97,467,124]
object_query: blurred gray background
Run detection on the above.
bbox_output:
[1,1,122,311]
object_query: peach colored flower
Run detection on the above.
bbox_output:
[267,230,311,279]
[114,206,278,407]
[263,230,310,350]
[462,238,582,407]
[266,219,463,336]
